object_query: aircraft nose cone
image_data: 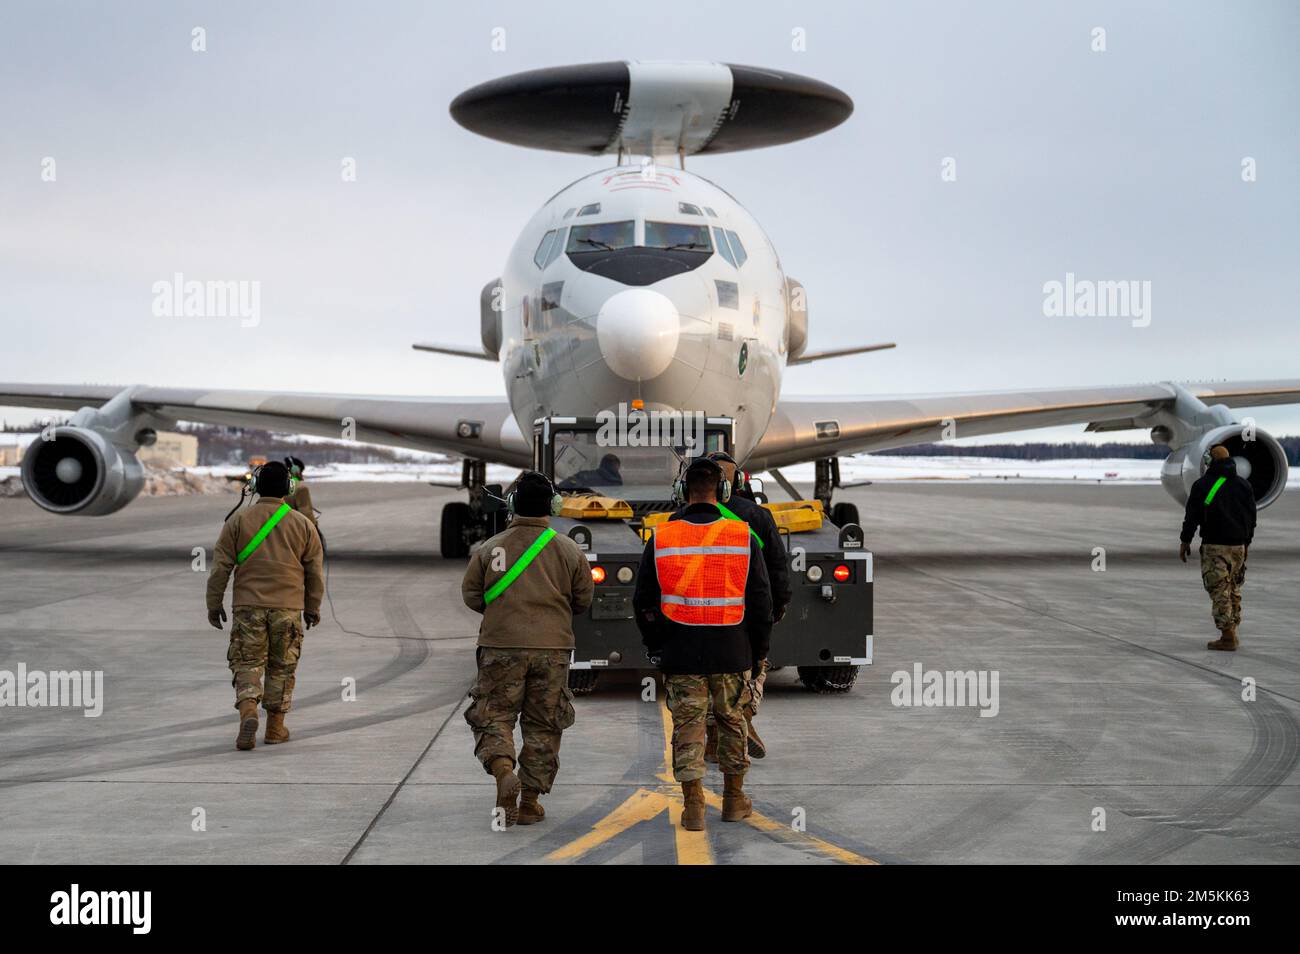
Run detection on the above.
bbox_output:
[596,288,680,381]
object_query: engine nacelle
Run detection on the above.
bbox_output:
[20,427,145,516]
[1160,423,1289,510]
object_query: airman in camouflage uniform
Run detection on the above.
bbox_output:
[461,472,593,827]
[633,458,772,832]
[207,460,323,750]
[1179,446,1256,651]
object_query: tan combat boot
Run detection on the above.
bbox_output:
[680,779,706,831]
[721,773,753,822]
[517,789,545,825]
[235,699,259,751]
[704,721,718,763]
[264,710,290,744]
[1207,626,1239,652]
[490,757,520,827]
[746,718,767,759]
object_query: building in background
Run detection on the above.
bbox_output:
[0,445,23,467]
[137,431,199,468]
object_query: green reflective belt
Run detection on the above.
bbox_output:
[236,503,294,564]
[1204,476,1227,506]
[484,527,557,605]
[716,502,763,549]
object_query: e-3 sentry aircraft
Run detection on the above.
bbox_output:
[5,62,1298,555]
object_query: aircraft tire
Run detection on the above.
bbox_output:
[440,501,473,559]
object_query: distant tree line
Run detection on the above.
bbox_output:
[877,438,1300,465]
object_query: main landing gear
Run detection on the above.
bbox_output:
[814,457,860,528]
[439,459,505,558]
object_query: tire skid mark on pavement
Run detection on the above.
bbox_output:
[892,558,1300,862]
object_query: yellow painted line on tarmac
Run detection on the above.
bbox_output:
[697,786,877,865]
[546,690,878,865]
[660,694,714,865]
[545,787,674,861]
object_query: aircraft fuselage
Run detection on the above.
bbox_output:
[498,164,790,459]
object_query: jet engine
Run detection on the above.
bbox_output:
[20,426,146,515]
[1158,423,1289,509]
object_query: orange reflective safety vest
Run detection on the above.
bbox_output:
[653,516,751,626]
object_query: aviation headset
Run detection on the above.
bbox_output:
[672,456,731,506]
[707,450,750,494]
[248,459,298,496]
[505,470,564,517]
[226,459,297,522]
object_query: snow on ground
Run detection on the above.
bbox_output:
[768,455,1166,485]
[186,461,521,485]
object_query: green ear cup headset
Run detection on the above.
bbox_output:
[672,458,731,506]
[226,460,288,522]
[506,470,564,517]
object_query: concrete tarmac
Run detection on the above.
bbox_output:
[1,480,1297,864]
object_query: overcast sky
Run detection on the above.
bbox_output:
[1,0,1297,441]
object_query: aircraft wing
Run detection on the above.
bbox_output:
[0,383,531,467]
[751,379,1300,469]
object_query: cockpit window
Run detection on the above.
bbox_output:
[724,230,748,267]
[577,203,601,216]
[543,228,567,267]
[644,221,712,252]
[678,202,703,216]
[533,229,558,268]
[712,227,736,266]
[566,220,635,253]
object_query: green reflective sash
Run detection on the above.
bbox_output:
[1204,476,1227,506]
[484,527,557,605]
[716,502,763,549]
[237,503,294,564]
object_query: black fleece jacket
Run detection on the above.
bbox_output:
[633,503,773,675]
[1180,458,1257,546]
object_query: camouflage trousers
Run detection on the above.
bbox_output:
[228,608,305,712]
[1201,544,1246,631]
[666,671,752,782]
[706,658,767,727]
[464,647,576,794]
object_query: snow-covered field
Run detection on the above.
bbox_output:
[3,433,1296,491]
[768,455,1170,485]
[183,461,522,485]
